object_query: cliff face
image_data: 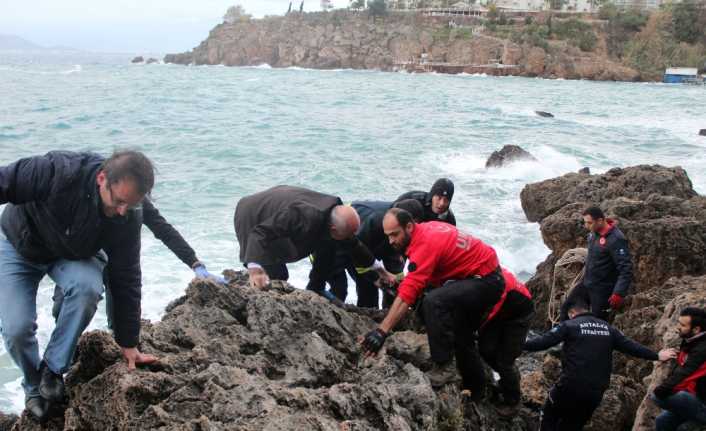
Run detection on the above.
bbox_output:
[164,11,639,81]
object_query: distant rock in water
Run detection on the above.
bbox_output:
[146,58,158,64]
[7,272,542,430]
[535,111,554,118]
[578,167,590,174]
[485,144,537,168]
[699,129,706,136]
[131,56,144,63]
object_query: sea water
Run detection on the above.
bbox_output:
[0,51,704,412]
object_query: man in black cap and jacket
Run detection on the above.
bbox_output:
[0,150,159,421]
[525,299,675,430]
[234,185,392,293]
[395,178,456,226]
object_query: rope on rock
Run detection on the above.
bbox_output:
[548,248,588,326]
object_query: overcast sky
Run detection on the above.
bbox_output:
[0,0,350,53]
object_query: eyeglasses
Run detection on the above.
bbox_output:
[107,184,143,211]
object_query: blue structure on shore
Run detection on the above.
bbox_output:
[663,67,701,84]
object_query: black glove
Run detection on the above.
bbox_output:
[653,385,671,400]
[362,328,387,355]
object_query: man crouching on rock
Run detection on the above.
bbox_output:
[359,208,505,401]
[0,151,158,421]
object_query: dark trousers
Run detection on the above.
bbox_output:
[540,385,604,431]
[263,263,289,281]
[478,311,532,405]
[652,391,706,431]
[422,269,505,394]
[559,282,610,321]
[350,255,402,309]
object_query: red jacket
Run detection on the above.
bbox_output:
[397,222,499,306]
[483,268,532,325]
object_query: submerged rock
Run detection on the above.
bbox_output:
[146,58,159,64]
[700,129,706,136]
[485,145,537,168]
[8,272,539,430]
[535,111,554,118]
[131,56,144,63]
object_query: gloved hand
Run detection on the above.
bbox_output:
[608,294,624,310]
[193,264,226,285]
[361,328,387,357]
[321,290,344,308]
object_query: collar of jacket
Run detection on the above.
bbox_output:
[686,331,706,345]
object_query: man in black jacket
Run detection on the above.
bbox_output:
[331,199,423,308]
[53,197,225,326]
[525,299,675,430]
[395,178,456,226]
[560,206,633,321]
[234,185,391,292]
[0,151,159,420]
[652,307,706,431]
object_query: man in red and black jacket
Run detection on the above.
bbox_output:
[652,307,706,431]
[358,208,505,400]
[560,206,633,321]
[479,268,533,413]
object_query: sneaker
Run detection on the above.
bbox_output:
[39,361,65,402]
[25,396,50,422]
[426,361,460,388]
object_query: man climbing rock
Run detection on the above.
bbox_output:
[526,299,675,430]
[359,208,504,400]
[560,206,633,321]
[652,307,706,431]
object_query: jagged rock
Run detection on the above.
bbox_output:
[699,129,706,136]
[131,56,144,63]
[578,167,590,174]
[0,413,17,431]
[535,111,554,118]
[520,165,706,429]
[485,145,537,169]
[8,276,539,430]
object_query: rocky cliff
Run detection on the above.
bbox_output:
[519,165,706,430]
[164,11,640,81]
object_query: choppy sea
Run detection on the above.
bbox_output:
[0,51,704,412]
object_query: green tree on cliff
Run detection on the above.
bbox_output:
[223,5,251,24]
[670,1,702,44]
[368,0,388,18]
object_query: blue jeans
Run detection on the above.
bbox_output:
[0,233,105,399]
[652,391,706,431]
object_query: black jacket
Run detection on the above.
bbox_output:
[654,332,706,400]
[142,199,198,268]
[524,313,657,392]
[0,151,143,347]
[395,190,456,226]
[351,200,396,261]
[583,220,633,296]
[234,185,373,288]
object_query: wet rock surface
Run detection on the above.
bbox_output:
[9,272,541,430]
[520,164,706,430]
[0,413,17,431]
[485,145,537,169]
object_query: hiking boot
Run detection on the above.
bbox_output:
[426,361,460,388]
[25,396,50,422]
[39,361,65,402]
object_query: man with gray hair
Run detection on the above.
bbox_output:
[234,185,394,294]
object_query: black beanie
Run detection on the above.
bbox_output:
[429,178,454,201]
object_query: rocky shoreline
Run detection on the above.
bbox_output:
[163,11,643,82]
[3,164,705,430]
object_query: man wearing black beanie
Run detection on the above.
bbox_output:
[395,178,456,226]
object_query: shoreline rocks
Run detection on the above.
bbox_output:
[485,144,537,168]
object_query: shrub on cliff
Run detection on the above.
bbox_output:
[601,4,649,57]
[553,18,598,51]
[511,23,550,50]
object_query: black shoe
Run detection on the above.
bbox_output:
[25,396,50,422]
[426,360,461,388]
[39,361,65,402]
